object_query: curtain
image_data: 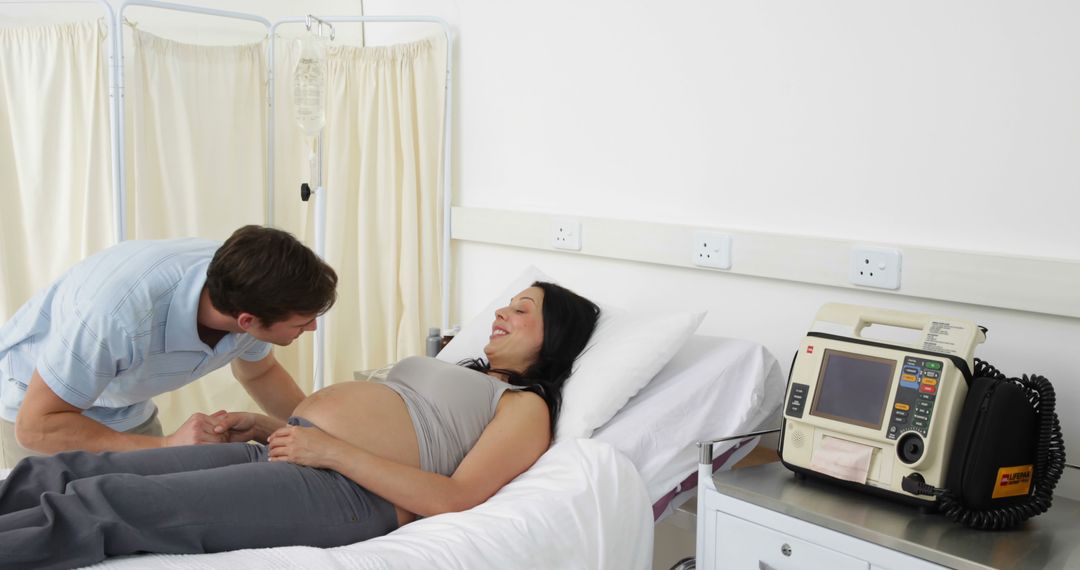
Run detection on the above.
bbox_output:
[272,35,446,390]
[127,28,267,241]
[126,28,270,428]
[0,21,114,321]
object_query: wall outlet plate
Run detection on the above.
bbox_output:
[552,218,582,251]
[850,246,902,289]
[692,230,732,270]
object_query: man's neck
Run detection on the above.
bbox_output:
[196,288,239,347]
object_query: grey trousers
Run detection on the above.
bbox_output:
[0,438,398,569]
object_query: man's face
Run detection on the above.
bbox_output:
[245,313,318,346]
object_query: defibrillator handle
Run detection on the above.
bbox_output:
[853,308,933,337]
[815,303,987,360]
[817,304,935,336]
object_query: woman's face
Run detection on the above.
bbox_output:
[484,286,545,373]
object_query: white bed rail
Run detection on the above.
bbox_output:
[695,427,782,566]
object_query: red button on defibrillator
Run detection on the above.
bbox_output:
[919,384,936,394]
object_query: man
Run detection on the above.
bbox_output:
[0,225,337,468]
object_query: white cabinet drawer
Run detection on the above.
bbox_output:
[714,511,869,570]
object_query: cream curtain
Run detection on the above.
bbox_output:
[126,28,267,241]
[0,21,114,321]
[126,28,271,428]
[272,36,446,391]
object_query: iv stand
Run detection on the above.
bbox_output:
[298,14,333,392]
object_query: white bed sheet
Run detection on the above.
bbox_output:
[592,334,786,504]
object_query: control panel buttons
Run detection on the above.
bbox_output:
[786,383,809,418]
[890,355,943,440]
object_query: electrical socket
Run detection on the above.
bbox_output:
[692,231,732,270]
[552,218,582,251]
[850,246,902,290]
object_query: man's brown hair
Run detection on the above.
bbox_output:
[206,225,337,325]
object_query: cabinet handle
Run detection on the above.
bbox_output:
[757,542,793,570]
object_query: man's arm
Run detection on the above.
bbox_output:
[230,352,305,420]
[16,370,228,453]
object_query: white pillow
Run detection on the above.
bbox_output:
[438,266,706,442]
[555,307,705,441]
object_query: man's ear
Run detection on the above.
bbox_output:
[237,313,257,330]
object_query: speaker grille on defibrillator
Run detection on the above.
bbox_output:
[790,429,807,448]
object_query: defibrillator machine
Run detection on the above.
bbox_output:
[780,304,1065,530]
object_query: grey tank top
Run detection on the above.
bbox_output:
[381,356,524,476]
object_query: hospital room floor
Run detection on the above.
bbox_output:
[652,446,779,570]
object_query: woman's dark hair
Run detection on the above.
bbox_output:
[462,281,601,436]
[206,225,338,325]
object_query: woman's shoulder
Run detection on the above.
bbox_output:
[491,390,552,448]
[496,386,549,417]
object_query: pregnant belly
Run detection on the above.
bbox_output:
[292,381,421,470]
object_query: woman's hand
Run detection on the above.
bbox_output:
[267,424,349,469]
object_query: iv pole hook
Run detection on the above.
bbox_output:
[304,14,336,41]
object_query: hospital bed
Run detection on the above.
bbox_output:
[0,334,785,569]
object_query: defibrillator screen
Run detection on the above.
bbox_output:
[810,350,895,430]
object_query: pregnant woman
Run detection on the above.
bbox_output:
[0,281,600,570]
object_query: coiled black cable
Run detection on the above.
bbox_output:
[931,358,1066,530]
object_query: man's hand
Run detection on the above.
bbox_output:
[162,412,228,447]
[210,410,262,443]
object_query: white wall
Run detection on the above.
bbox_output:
[363,0,1080,456]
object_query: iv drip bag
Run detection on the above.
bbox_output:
[294,34,328,137]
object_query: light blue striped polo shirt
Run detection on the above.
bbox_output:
[0,238,272,431]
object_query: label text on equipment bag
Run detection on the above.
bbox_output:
[992,465,1033,499]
